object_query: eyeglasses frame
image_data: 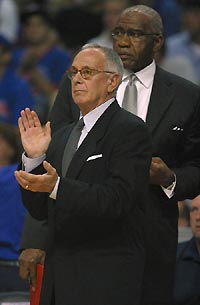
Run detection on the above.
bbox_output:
[111,28,160,41]
[66,67,116,80]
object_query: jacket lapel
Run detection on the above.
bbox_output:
[66,100,120,179]
[146,66,175,134]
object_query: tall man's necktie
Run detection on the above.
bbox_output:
[62,118,85,177]
[122,74,137,115]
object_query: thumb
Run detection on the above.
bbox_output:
[44,121,51,136]
[43,160,54,174]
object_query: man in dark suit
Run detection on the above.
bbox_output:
[15,45,151,305]
[19,5,200,305]
[111,6,200,305]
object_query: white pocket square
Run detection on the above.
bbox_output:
[172,126,183,131]
[86,154,103,161]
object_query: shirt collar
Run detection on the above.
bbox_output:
[80,98,115,133]
[123,60,156,88]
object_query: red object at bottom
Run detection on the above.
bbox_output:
[30,263,44,305]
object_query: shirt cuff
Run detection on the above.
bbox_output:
[161,174,176,199]
[22,152,46,172]
[49,176,60,200]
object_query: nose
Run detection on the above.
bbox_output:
[117,33,130,47]
[72,71,83,83]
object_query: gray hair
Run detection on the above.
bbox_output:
[81,43,124,82]
[122,5,163,34]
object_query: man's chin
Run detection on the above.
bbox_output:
[121,59,135,72]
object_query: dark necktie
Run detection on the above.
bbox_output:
[62,118,85,176]
[122,74,137,115]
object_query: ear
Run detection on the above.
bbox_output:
[107,73,121,94]
[153,34,164,54]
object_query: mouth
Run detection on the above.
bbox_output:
[73,89,86,93]
[119,54,131,60]
[195,225,200,232]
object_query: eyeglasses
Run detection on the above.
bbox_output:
[190,207,200,214]
[66,67,115,80]
[111,28,160,41]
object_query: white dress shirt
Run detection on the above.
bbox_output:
[0,0,19,42]
[117,60,156,122]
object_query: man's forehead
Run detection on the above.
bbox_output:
[116,12,149,28]
[191,196,200,208]
[191,202,200,207]
[73,49,104,66]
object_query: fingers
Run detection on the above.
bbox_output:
[19,108,41,130]
[20,108,34,130]
[29,259,37,290]
[18,117,25,134]
[32,110,42,128]
[18,249,46,290]
[151,157,161,164]
[19,252,37,291]
[18,250,37,285]
[15,170,32,189]
[15,167,57,193]
[15,170,43,191]
[150,157,163,171]
[19,259,30,282]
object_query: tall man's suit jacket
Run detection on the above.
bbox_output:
[20,101,152,305]
[21,66,200,305]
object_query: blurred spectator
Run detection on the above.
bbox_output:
[151,0,182,37]
[54,2,102,55]
[16,0,48,10]
[13,5,71,124]
[166,0,200,85]
[48,0,88,10]
[0,34,34,125]
[0,123,28,292]
[174,194,200,305]
[155,40,198,84]
[87,0,131,48]
[178,201,190,227]
[178,200,193,243]
[0,0,19,43]
[137,0,182,37]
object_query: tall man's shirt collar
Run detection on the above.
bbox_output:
[123,60,156,88]
[117,60,156,122]
[135,60,156,88]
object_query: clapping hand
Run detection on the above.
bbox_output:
[18,108,51,158]
[15,160,58,193]
[15,108,58,193]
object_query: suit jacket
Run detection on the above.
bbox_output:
[20,101,152,305]
[21,66,200,305]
